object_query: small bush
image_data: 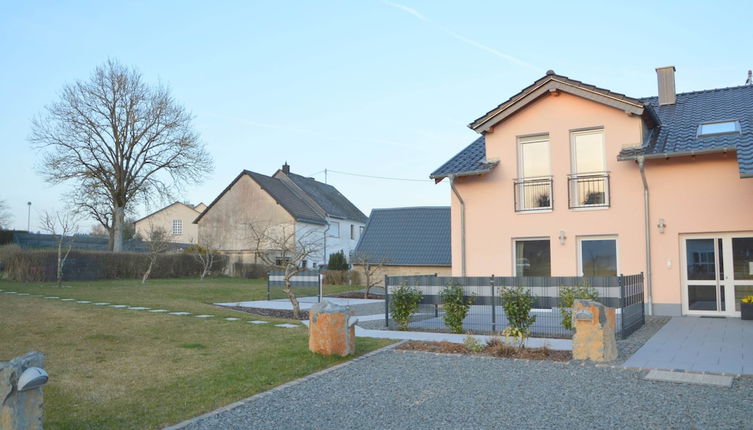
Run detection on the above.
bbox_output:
[559,282,599,330]
[327,250,349,271]
[499,286,537,346]
[232,262,269,279]
[390,283,423,331]
[463,332,484,353]
[439,282,474,333]
[485,337,517,357]
[323,270,361,286]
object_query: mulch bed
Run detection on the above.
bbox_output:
[397,340,571,362]
[217,305,309,320]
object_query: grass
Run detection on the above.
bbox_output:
[0,278,392,429]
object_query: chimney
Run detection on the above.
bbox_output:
[282,162,290,174]
[656,66,676,105]
[746,70,752,86]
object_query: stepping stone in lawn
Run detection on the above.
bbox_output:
[110,305,128,308]
[194,314,214,318]
[45,296,60,299]
[16,293,31,296]
[93,302,110,306]
[77,300,91,304]
[274,323,299,328]
[169,312,190,316]
[127,306,150,310]
[224,317,240,321]
[4,291,17,294]
[248,320,269,325]
[149,309,169,313]
[61,298,76,302]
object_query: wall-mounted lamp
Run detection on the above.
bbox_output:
[657,218,666,234]
[17,367,48,391]
[558,230,567,245]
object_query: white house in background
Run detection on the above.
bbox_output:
[134,201,206,244]
[194,163,368,272]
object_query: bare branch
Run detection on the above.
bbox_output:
[40,209,81,287]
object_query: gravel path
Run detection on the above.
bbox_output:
[181,349,752,430]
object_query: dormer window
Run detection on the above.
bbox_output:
[697,121,740,137]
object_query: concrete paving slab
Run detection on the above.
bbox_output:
[60,298,76,301]
[16,293,30,296]
[169,312,190,316]
[195,315,214,318]
[644,370,734,387]
[215,297,383,311]
[248,320,268,324]
[149,309,169,313]
[110,304,128,308]
[224,317,240,321]
[44,296,60,299]
[274,323,299,328]
[127,306,150,310]
[93,302,110,305]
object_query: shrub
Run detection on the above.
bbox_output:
[231,262,269,279]
[439,282,474,333]
[327,250,349,271]
[499,286,537,346]
[323,270,361,286]
[0,243,22,273]
[463,332,484,354]
[390,283,423,331]
[559,282,599,330]
[485,337,516,357]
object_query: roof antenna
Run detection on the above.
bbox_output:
[746,70,752,85]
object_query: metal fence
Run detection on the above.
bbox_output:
[267,270,323,301]
[384,273,644,339]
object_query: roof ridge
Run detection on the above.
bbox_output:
[372,206,450,211]
[640,83,753,101]
[274,171,329,219]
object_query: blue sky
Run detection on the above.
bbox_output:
[1,0,751,231]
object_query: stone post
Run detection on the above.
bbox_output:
[572,299,617,362]
[309,300,357,356]
[1,351,46,430]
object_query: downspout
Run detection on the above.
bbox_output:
[449,175,467,277]
[322,223,330,267]
[638,156,654,316]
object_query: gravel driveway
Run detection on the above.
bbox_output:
[180,349,752,430]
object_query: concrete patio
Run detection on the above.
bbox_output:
[623,316,753,375]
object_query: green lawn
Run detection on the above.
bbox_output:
[0,278,392,429]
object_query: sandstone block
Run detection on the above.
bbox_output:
[572,299,617,362]
[309,301,357,356]
[1,351,46,430]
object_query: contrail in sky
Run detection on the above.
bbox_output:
[383,1,543,72]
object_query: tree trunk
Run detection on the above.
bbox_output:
[284,273,301,319]
[142,258,154,284]
[57,242,63,288]
[113,205,125,252]
[107,228,114,251]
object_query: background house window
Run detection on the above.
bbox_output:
[578,237,618,276]
[514,239,551,276]
[329,221,340,237]
[697,120,740,137]
[360,226,364,236]
[569,129,609,208]
[172,219,182,235]
[516,135,552,211]
[350,224,355,240]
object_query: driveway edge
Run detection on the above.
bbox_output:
[162,340,407,430]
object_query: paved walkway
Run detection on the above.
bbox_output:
[623,317,753,375]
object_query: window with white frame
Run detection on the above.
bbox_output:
[172,219,182,236]
[578,237,618,276]
[360,226,364,236]
[513,238,551,276]
[329,221,340,238]
[569,129,609,208]
[697,120,740,137]
[516,135,552,211]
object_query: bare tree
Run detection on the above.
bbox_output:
[190,239,219,280]
[247,221,322,319]
[40,210,80,287]
[142,224,170,284]
[352,253,389,299]
[0,198,11,230]
[30,59,213,252]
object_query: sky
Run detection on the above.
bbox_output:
[1,0,752,232]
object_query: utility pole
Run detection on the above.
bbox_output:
[27,201,31,232]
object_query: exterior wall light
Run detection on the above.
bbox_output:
[657,218,666,234]
[559,230,567,245]
[17,367,48,391]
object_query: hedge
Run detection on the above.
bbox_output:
[2,248,226,282]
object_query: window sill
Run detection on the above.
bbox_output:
[570,205,610,212]
[515,208,553,214]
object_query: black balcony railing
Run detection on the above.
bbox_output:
[514,177,553,212]
[568,172,610,208]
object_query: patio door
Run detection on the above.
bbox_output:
[681,234,753,316]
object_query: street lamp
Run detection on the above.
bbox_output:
[27,202,31,232]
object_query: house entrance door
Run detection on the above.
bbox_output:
[681,234,753,317]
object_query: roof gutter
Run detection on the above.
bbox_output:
[618,146,735,162]
[449,175,466,277]
[637,156,654,316]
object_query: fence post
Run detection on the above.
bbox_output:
[318,272,323,303]
[490,274,496,332]
[267,271,271,301]
[618,273,624,336]
[384,275,389,328]
[640,272,645,327]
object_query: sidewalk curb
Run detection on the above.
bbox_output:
[162,340,406,430]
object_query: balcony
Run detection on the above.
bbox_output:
[568,172,610,209]
[514,176,553,212]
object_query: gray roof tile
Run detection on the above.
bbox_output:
[244,171,328,225]
[353,207,450,266]
[284,172,368,223]
[430,137,497,179]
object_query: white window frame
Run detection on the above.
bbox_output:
[512,237,551,277]
[517,134,551,178]
[172,219,182,236]
[329,221,340,238]
[516,134,552,212]
[570,128,606,175]
[697,120,740,137]
[576,235,619,276]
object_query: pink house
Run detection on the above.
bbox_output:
[431,67,753,317]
